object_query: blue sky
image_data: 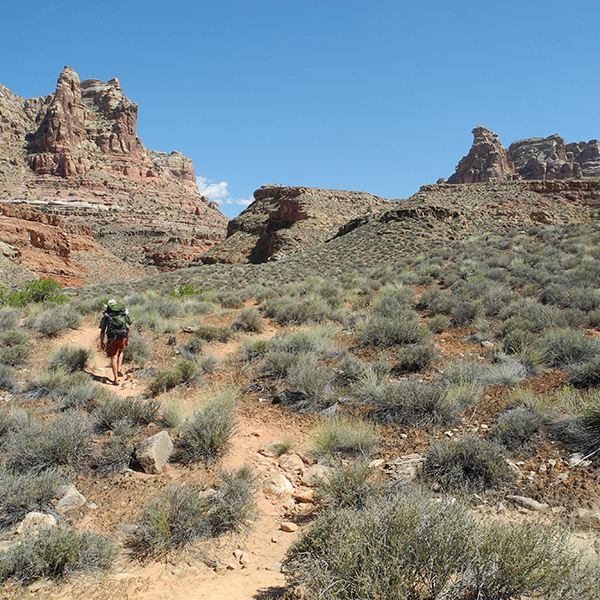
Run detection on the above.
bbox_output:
[2,1,600,218]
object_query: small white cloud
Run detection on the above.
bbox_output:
[196,176,252,208]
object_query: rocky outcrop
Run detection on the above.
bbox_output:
[448,126,600,184]
[0,67,229,281]
[447,126,514,184]
[201,185,391,264]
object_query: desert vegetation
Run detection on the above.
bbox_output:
[0,222,599,596]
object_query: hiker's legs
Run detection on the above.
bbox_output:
[117,350,124,375]
[110,353,119,384]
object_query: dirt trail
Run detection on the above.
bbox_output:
[45,321,301,600]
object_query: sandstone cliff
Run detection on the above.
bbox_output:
[200,185,391,264]
[0,66,229,284]
[447,126,600,184]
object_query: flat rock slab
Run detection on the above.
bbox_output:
[55,485,86,513]
[506,495,549,511]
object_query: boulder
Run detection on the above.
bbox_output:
[16,512,57,535]
[262,474,294,500]
[301,464,331,487]
[279,454,305,474]
[135,431,173,474]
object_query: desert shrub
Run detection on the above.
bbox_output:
[567,354,600,388]
[0,527,117,583]
[394,342,440,373]
[259,350,298,377]
[484,358,528,386]
[176,335,205,360]
[0,308,18,331]
[500,298,562,335]
[0,278,67,308]
[0,467,64,529]
[240,336,268,361]
[130,467,255,557]
[0,365,17,392]
[460,520,600,600]
[443,359,487,385]
[261,296,329,325]
[147,360,199,396]
[34,306,81,337]
[122,332,152,367]
[445,381,484,410]
[47,345,92,373]
[3,411,92,473]
[0,344,29,366]
[334,355,370,384]
[310,416,377,460]
[367,379,459,427]
[193,325,232,343]
[283,491,599,600]
[422,434,516,492]
[283,493,476,600]
[451,298,482,326]
[492,403,545,453]
[93,433,132,476]
[427,313,451,333]
[93,392,160,431]
[231,307,265,332]
[501,329,547,376]
[23,368,96,407]
[201,466,256,537]
[540,328,600,368]
[178,388,238,464]
[217,292,244,309]
[314,460,383,509]
[284,357,335,408]
[0,329,28,347]
[356,312,430,348]
[268,325,336,356]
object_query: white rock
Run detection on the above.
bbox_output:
[55,485,86,513]
[16,512,57,535]
[506,495,549,511]
[301,464,331,487]
[279,454,304,474]
[135,431,174,474]
[262,474,294,500]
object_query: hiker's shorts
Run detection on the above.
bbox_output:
[106,337,127,357]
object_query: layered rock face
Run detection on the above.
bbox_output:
[448,127,600,184]
[201,185,391,264]
[0,67,229,283]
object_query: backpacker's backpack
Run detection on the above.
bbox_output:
[105,308,130,341]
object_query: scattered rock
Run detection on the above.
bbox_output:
[262,474,294,500]
[16,512,57,535]
[55,485,86,513]
[572,508,600,531]
[383,453,424,482]
[258,441,285,458]
[505,495,549,511]
[135,431,174,474]
[279,454,305,474]
[301,464,331,487]
[568,452,592,468]
[280,522,298,533]
[293,490,315,504]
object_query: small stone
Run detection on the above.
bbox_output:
[55,485,86,513]
[369,459,385,468]
[444,431,453,438]
[240,552,252,565]
[506,495,549,511]
[87,501,99,509]
[226,563,237,570]
[293,490,315,504]
[480,424,488,430]
[233,548,243,559]
[481,340,494,348]
[400,433,408,440]
[547,458,557,467]
[271,537,278,543]
[280,522,298,532]
[280,454,305,473]
[16,512,57,535]
[250,430,261,437]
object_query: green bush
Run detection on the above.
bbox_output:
[0,467,64,529]
[34,306,81,337]
[193,325,232,343]
[23,368,96,406]
[484,358,528,386]
[284,357,335,408]
[122,332,152,367]
[93,434,132,476]
[314,460,383,509]
[568,355,600,388]
[3,411,92,473]
[147,359,199,396]
[0,345,29,366]
[492,403,545,453]
[0,365,17,392]
[178,388,238,464]
[47,345,93,373]
[541,328,600,368]
[422,434,516,492]
[0,308,18,331]
[427,313,451,334]
[129,467,255,557]
[268,325,336,356]
[0,278,67,308]
[356,313,430,348]
[310,416,377,459]
[93,392,160,431]
[283,491,599,600]
[0,527,117,583]
[366,379,460,427]
[0,329,28,346]
[394,342,440,373]
[231,307,266,332]
[240,336,268,361]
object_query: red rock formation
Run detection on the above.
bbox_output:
[449,127,600,183]
[447,126,514,184]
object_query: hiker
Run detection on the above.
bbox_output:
[99,299,132,386]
